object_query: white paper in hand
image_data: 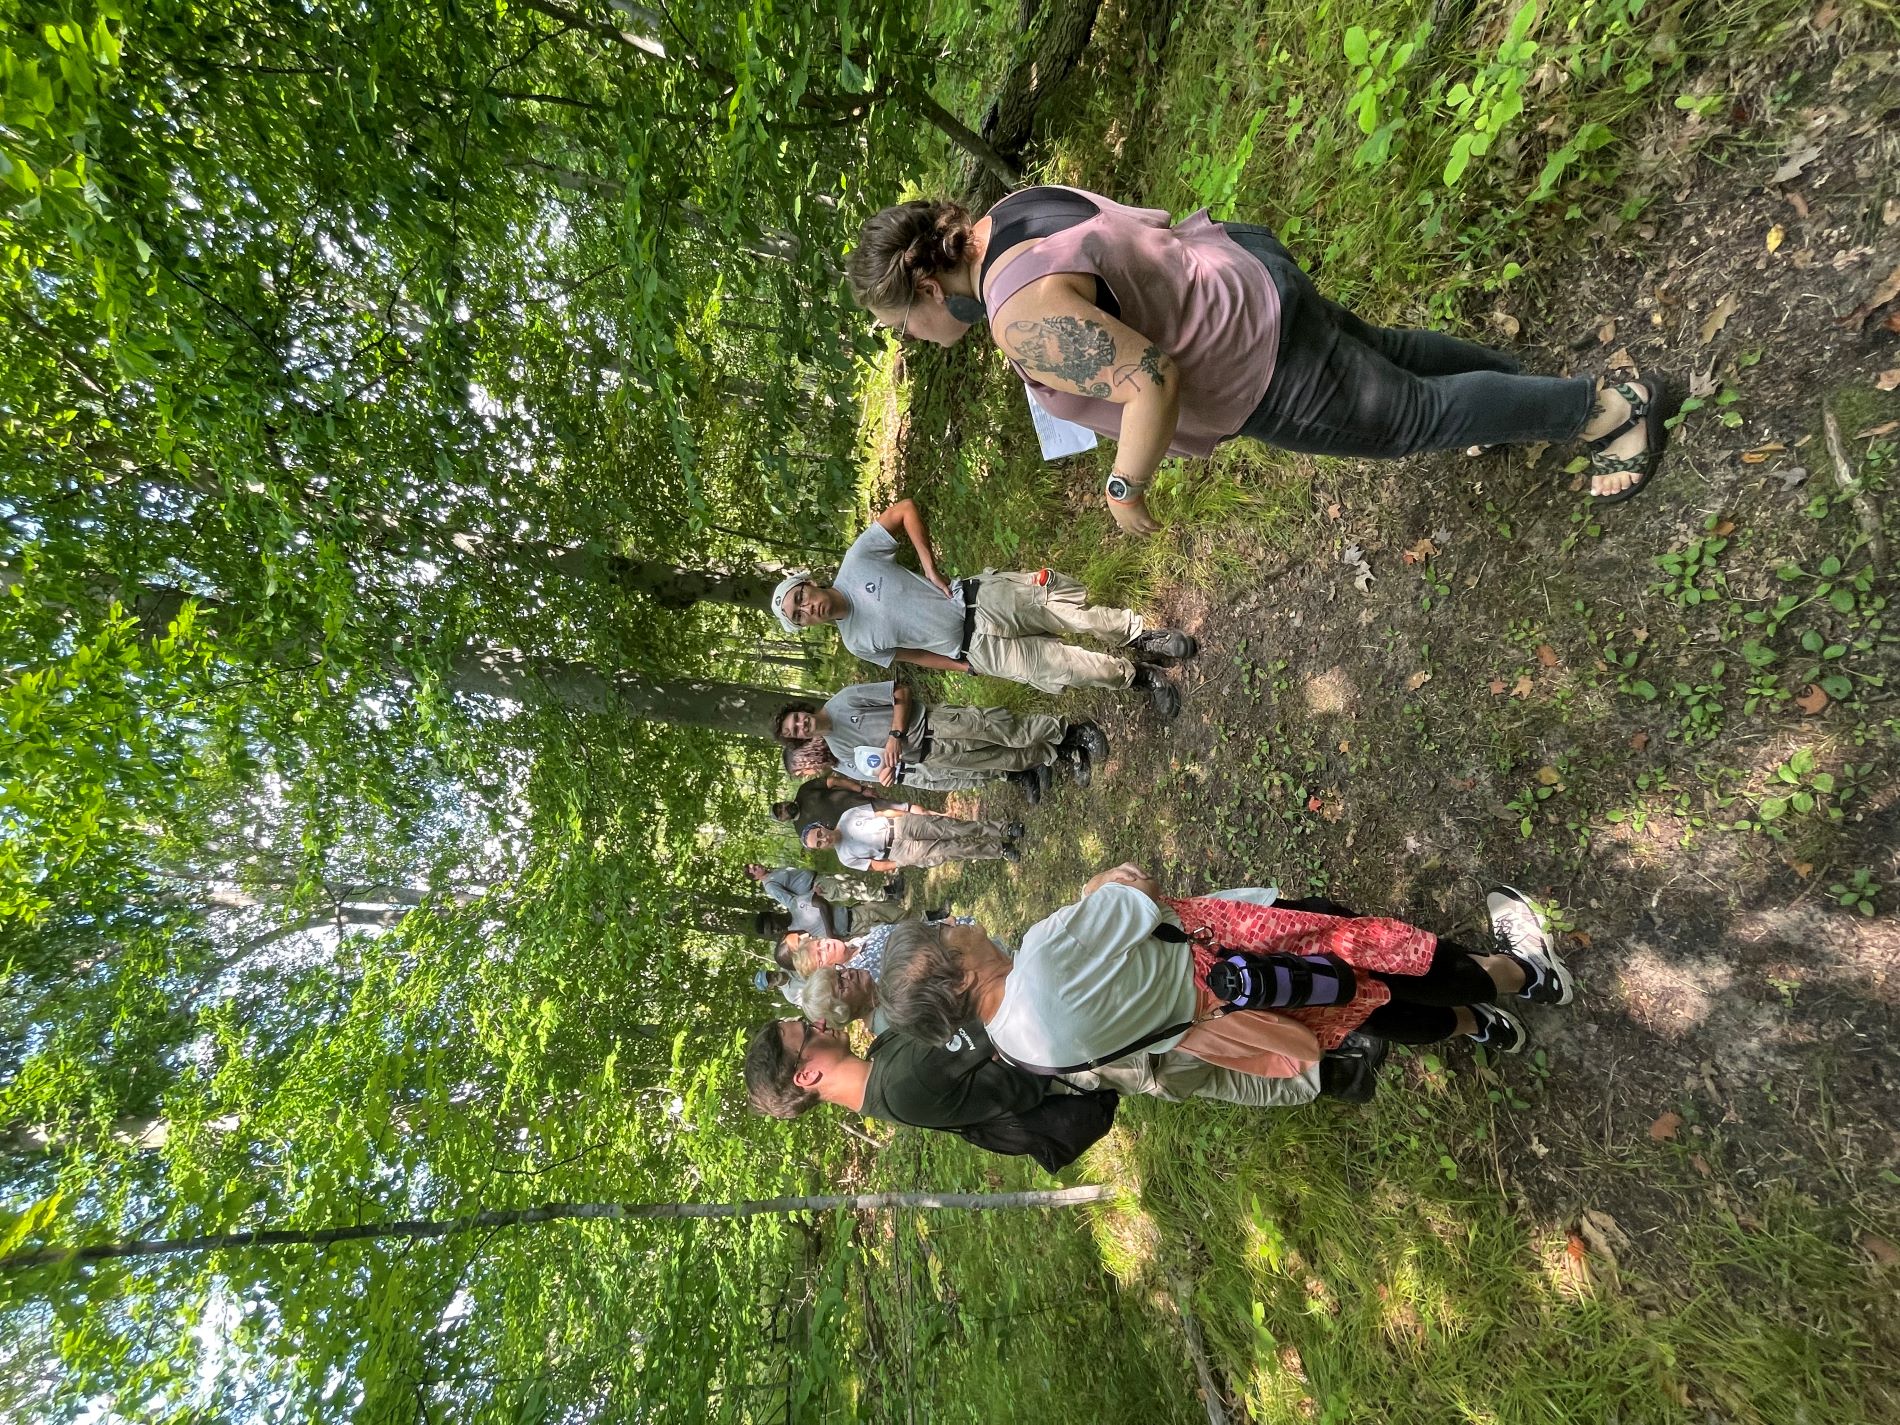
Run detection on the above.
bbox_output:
[851,746,892,780]
[1027,392,1098,460]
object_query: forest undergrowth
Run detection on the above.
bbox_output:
[833,0,1900,1420]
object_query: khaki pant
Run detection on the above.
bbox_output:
[966,570,1143,694]
[884,813,1012,868]
[1071,1054,1321,1108]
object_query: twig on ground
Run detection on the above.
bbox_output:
[1823,407,1887,575]
[1162,1270,1234,1425]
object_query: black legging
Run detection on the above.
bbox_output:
[1361,945,1498,1044]
[1276,896,1497,1045]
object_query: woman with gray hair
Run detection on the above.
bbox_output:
[797,963,878,1031]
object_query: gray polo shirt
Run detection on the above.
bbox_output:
[820,682,928,765]
[832,804,897,871]
[834,523,966,668]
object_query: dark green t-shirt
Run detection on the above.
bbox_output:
[859,1025,1047,1129]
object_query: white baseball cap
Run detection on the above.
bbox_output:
[771,569,814,633]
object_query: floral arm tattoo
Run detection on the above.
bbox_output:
[1003,317,1119,398]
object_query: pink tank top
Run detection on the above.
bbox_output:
[982,187,1281,458]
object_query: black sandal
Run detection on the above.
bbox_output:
[1584,370,1677,505]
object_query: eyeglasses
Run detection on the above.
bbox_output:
[895,295,915,342]
[790,1019,815,1060]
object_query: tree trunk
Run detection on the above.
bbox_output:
[449,653,795,739]
[0,1187,1115,1273]
[451,532,781,610]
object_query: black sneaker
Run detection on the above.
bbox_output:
[1468,1003,1529,1054]
[1130,629,1199,664]
[1485,885,1574,1005]
[1131,665,1181,720]
[1002,821,1026,841]
[1001,845,1022,865]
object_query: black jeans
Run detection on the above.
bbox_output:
[1223,224,1594,458]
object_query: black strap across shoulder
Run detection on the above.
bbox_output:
[990,1017,1197,1077]
[980,187,1120,319]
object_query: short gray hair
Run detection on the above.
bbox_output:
[797,966,863,1026]
[878,920,978,1044]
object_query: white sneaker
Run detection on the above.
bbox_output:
[1468,1002,1529,1054]
[1486,885,1573,1006]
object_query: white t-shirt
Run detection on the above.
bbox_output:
[834,523,966,668]
[832,804,895,871]
[986,883,1199,1069]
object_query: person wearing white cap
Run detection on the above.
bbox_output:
[772,498,1196,718]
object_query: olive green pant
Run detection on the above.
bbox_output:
[965,570,1143,694]
[899,704,1065,792]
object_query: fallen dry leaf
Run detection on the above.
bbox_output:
[1888,311,1900,334]
[1578,1210,1631,1277]
[1712,518,1736,536]
[1405,536,1438,564]
[1691,1153,1712,1177]
[1535,643,1560,668]
[1488,677,1507,695]
[1792,860,1814,878]
[1633,626,1650,644]
[1325,501,1342,520]
[1787,189,1810,218]
[1766,223,1785,253]
[1491,310,1521,338]
[1338,739,1350,753]
[1605,346,1637,374]
[1812,0,1840,29]
[1885,196,1900,227]
[1649,1111,1684,1142]
[1535,765,1562,786]
[1741,443,1787,463]
[1698,291,1739,344]
[1839,262,1900,328]
[1794,683,1830,714]
[1857,420,1900,439]
[1597,319,1616,344]
[1875,368,1900,392]
[1405,669,1432,692]
[1511,675,1534,699]
[1305,795,1323,813]
[1629,731,1650,751]
[1770,142,1821,184]
[1571,930,1592,948]
[1863,1234,1900,1269]
[1689,358,1720,399]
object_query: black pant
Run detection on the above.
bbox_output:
[1276,896,1496,1045]
[1223,224,1594,458]
[1362,946,1497,1043]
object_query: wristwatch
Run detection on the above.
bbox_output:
[1106,474,1142,504]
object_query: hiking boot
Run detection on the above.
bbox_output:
[1129,629,1199,664]
[1001,845,1023,865]
[1033,764,1054,799]
[881,876,905,900]
[1468,1002,1529,1055]
[1132,665,1182,720]
[1065,745,1093,789]
[1002,821,1026,841]
[1064,720,1111,762]
[1486,885,1573,1005]
[1318,1050,1381,1103]
[1007,768,1042,805]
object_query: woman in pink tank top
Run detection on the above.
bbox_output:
[846,190,1676,532]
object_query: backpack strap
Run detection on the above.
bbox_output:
[990,1018,1198,1076]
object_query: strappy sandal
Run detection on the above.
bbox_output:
[1585,370,1678,505]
